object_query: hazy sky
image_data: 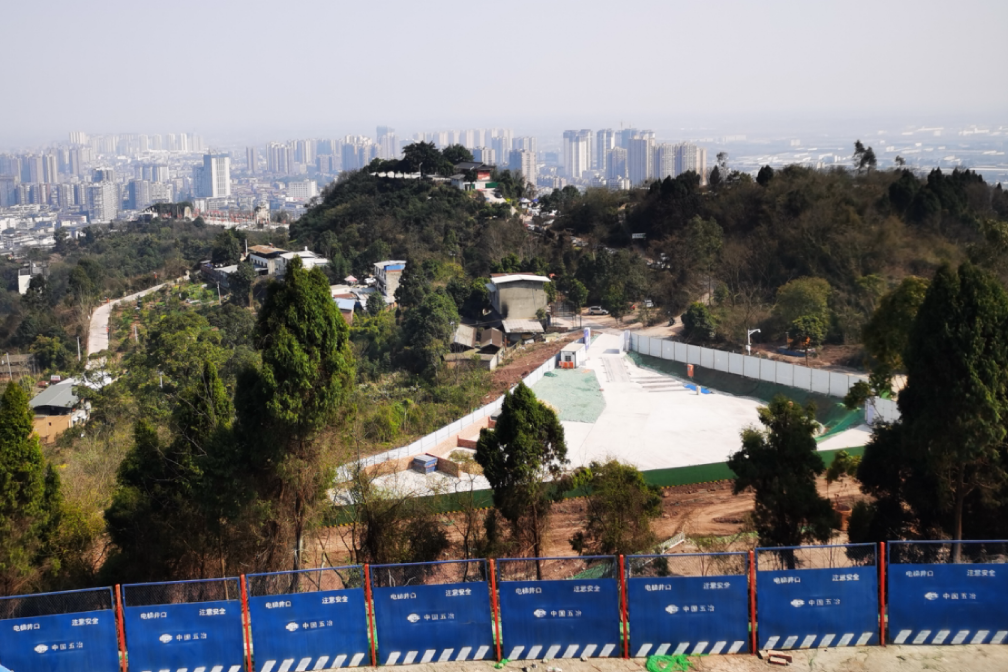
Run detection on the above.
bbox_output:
[3,0,1006,146]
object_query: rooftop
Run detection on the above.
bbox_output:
[501,319,544,334]
[489,273,551,285]
[30,380,79,411]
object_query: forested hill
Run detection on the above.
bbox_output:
[290,150,1008,352]
[290,168,520,280]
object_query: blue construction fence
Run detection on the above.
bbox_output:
[2,540,1007,671]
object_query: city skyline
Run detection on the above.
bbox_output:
[2,0,1006,146]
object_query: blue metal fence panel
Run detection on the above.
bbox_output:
[757,554,878,650]
[372,582,493,665]
[889,563,1008,645]
[627,575,748,657]
[248,588,369,670]
[498,579,620,660]
[123,598,244,672]
[0,587,119,672]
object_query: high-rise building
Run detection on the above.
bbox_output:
[627,135,654,185]
[459,129,475,149]
[88,182,119,222]
[246,147,257,174]
[294,139,315,166]
[376,127,397,160]
[596,129,616,172]
[195,153,231,198]
[653,143,676,181]
[607,147,627,181]
[69,131,89,145]
[267,142,291,175]
[128,180,151,210]
[21,155,43,183]
[0,176,18,207]
[508,149,537,186]
[42,153,58,184]
[675,143,708,184]
[472,147,495,164]
[93,167,115,183]
[562,130,592,179]
[67,149,81,177]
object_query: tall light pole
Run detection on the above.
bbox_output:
[747,328,760,356]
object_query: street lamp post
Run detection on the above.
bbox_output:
[747,328,760,356]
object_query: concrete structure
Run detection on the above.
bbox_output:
[607,147,628,181]
[486,273,550,319]
[559,341,586,369]
[277,248,328,276]
[249,244,287,275]
[508,149,537,186]
[374,260,406,300]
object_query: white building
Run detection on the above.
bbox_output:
[288,179,318,200]
[195,153,231,198]
[595,129,616,172]
[676,143,708,185]
[653,143,677,181]
[562,129,592,180]
[627,135,654,185]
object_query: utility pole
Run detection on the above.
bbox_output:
[217,282,222,306]
[747,328,760,356]
[77,337,81,362]
[4,353,12,381]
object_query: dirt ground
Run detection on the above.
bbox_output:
[484,332,583,401]
[316,474,864,569]
[383,645,1008,672]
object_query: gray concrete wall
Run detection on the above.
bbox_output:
[496,281,548,319]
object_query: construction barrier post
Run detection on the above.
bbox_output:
[879,542,886,646]
[619,554,629,658]
[489,559,503,661]
[364,563,377,667]
[748,550,756,655]
[240,575,253,672]
[115,584,128,672]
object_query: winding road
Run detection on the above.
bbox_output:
[86,284,166,359]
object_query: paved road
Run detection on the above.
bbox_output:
[86,284,166,358]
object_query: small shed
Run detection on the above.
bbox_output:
[559,342,586,369]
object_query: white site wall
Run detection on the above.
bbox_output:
[628,335,867,401]
[866,396,901,424]
[349,348,560,473]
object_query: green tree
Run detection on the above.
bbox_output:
[789,314,827,356]
[0,382,61,593]
[864,264,1008,558]
[773,277,831,335]
[229,261,257,307]
[569,460,662,556]
[442,144,474,165]
[402,290,459,376]
[236,256,356,571]
[756,165,775,187]
[30,334,70,372]
[862,276,929,372]
[686,216,722,302]
[394,261,430,310]
[475,382,568,574]
[682,301,718,341]
[366,291,385,317]
[401,141,443,177]
[727,395,835,565]
[565,278,588,322]
[211,230,243,266]
[601,284,628,322]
